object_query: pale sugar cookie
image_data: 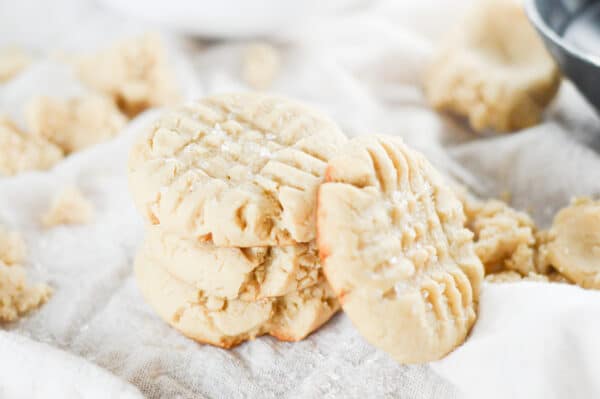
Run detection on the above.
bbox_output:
[317,135,483,363]
[128,92,347,247]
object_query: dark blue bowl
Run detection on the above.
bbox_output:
[525,0,600,114]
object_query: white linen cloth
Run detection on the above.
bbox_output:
[1,0,599,398]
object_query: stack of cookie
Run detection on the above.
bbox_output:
[128,93,347,348]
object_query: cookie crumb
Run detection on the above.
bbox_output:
[0,227,26,266]
[42,186,94,227]
[0,262,51,322]
[26,94,127,154]
[0,228,51,322]
[242,42,281,90]
[0,47,31,82]
[0,116,63,176]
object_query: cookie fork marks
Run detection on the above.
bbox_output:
[317,135,483,364]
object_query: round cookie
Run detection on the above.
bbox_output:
[134,250,339,348]
[143,226,321,300]
[538,198,600,289]
[128,93,347,247]
[317,135,484,364]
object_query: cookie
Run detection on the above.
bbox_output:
[424,0,560,132]
[128,93,347,247]
[26,94,127,154]
[143,226,321,299]
[134,250,339,348]
[0,117,63,176]
[463,198,537,275]
[317,135,483,363]
[537,198,600,289]
[77,34,179,117]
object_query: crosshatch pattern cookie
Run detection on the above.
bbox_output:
[143,226,321,300]
[317,135,483,363]
[134,250,339,348]
[128,93,347,247]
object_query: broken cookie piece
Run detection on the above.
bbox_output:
[77,34,180,117]
[26,94,127,154]
[424,0,560,132]
[41,186,94,227]
[463,197,537,276]
[537,198,600,289]
[0,117,63,176]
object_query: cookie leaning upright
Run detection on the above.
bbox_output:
[317,135,484,363]
[128,93,347,247]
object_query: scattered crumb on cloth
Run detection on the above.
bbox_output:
[26,94,127,154]
[0,227,50,322]
[0,117,64,176]
[42,186,94,227]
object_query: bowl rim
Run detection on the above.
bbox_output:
[524,0,600,68]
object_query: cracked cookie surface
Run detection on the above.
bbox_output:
[424,0,560,132]
[128,92,347,247]
[143,226,321,300]
[317,135,483,363]
[134,250,339,348]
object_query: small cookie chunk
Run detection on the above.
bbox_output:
[424,0,560,132]
[42,187,94,227]
[144,226,321,299]
[242,42,281,90]
[317,135,483,364]
[134,251,338,348]
[464,198,537,275]
[0,262,51,322]
[0,226,26,266]
[537,198,600,289]
[0,117,63,176]
[128,93,347,247]
[77,34,179,117]
[26,94,127,153]
[0,47,31,82]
